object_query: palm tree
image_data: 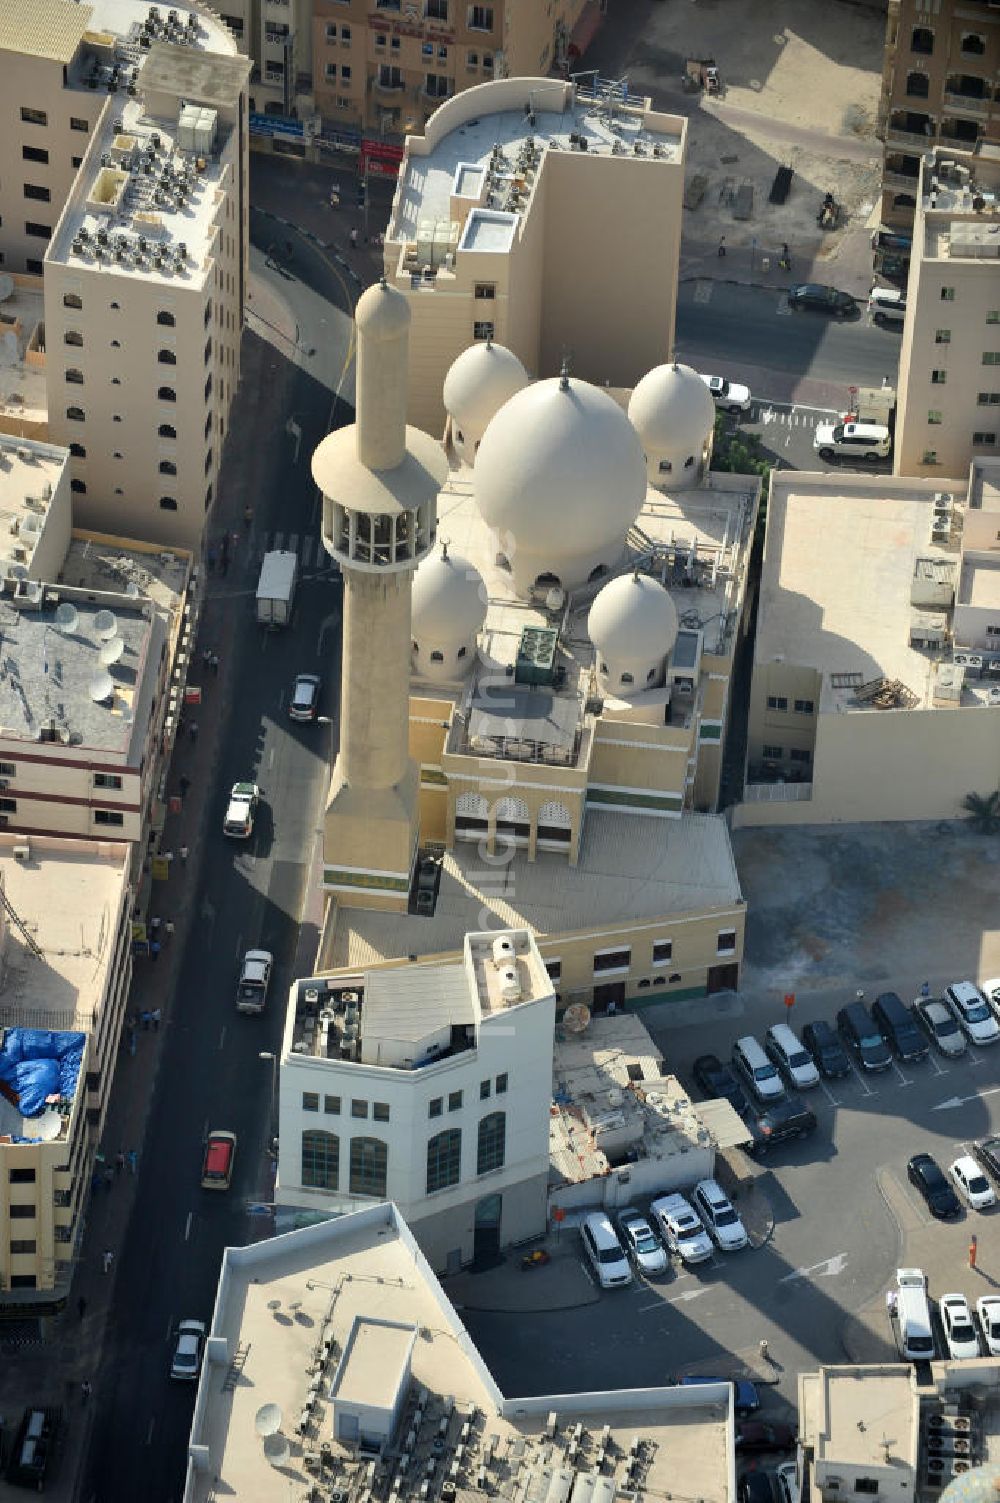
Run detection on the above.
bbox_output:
[962,789,1000,833]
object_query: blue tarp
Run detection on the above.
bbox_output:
[0,1028,85,1118]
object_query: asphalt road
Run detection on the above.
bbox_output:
[81,310,346,1500]
[675,280,904,398]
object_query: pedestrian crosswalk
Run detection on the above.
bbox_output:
[750,403,838,428]
[252,531,340,575]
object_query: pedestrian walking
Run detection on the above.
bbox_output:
[149,915,161,937]
[127,1149,138,1175]
[970,1235,978,1270]
[207,546,217,574]
[188,721,199,744]
[102,1249,114,1274]
[718,236,726,257]
[164,920,175,940]
[77,1295,87,1321]
[128,1026,136,1058]
[151,1008,161,1031]
[243,503,254,528]
[179,844,189,865]
[115,1149,125,1173]
[80,1380,92,1403]
[202,647,212,670]
[920,980,930,999]
[220,551,229,577]
[150,938,161,963]
[210,652,219,676]
[759,1338,770,1362]
[779,242,790,270]
[104,1165,115,1189]
[179,774,191,800]
[350,227,358,249]
[140,1011,151,1031]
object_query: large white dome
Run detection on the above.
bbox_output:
[588,572,679,662]
[412,544,487,642]
[628,362,716,452]
[474,375,647,570]
[443,341,528,444]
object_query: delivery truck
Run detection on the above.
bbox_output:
[256,550,297,627]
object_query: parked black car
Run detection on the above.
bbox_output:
[837,1000,892,1071]
[738,1475,776,1503]
[747,1097,817,1155]
[907,1152,962,1219]
[692,1053,749,1116]
[973,1135,1000,1185]
[788,283,857,316]
[872,991,929,1063]
[801,1019,851,1079]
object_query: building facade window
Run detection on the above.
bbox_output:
[931,369,947,384]
[978,393,1000,406]
[94,810,124,826]
[23,183,51,201]
[428,1096,443,1118]
[594,947,631,973]
[159,496,177,510]
[94,773,122,789]
[157,310,175,326]
[25,222,51,239]
[70,478,86,494]
[324,1095,341,1115]
[20,107,47,125]
[158,386,176,401]
[351,1099,368,1119]
[766,695,788,710]
[983,353,1000,367]
[302,1091,319,1112]
[159,460,177,475]
[653,939,673,963]
[66,405,85,421]
[473,320,495,340]
[70,117,89,132]
[69,442,85,458]
[495,1073,508,1094]
[794,699,815,713]
[426,1128,462,1192]
[301,1129,339,1189]
[477,1111,505,1174]
[158,423,176,438]
[928,411,943,424]
[349,1136,387,1197]
[973,432,997,446]
[934,330,951,344]
[448,1090,463,1112]
[940,287,955,301]
[762,744,783,759]
[65,368,84,384]
[790,748,812,764]
[158,349,177,365]
[373,1102,390,1122]
[480,1079,491,1100]
[63,293,82,309]
[717,929,737,955]
[22,145,49,164]
[468,5,493,29]
[9,1167,35,1183]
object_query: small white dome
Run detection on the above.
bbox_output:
[412,544,487,642]
[588,572,679,662]
[475,374,647,565]
[628,362,716,454]
[443,341,528,444]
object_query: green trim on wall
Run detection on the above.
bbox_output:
[323,868,410,893]
[586,788,683,812]
[420,767,448,786]
[627,984,708,1007]
[699,723,722,742]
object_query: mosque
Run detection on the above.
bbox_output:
[310,280,761,1011]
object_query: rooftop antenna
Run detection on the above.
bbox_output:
[441,539,449,561]
[559,356,571,392]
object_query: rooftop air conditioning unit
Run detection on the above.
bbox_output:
[12,843,30,862]
[954,652,983,669]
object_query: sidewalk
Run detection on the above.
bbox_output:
[680,221,878,303]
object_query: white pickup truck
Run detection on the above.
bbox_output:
[236,950,273,1015]
[223,782,260,839]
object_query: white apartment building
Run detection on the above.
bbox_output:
[0,433,196,852]
[0,832,132,1308]
[277,929,556,1271]
[894,146,1000,479]
[382,77,687,433]
[0,0,250,550]
[183,1202,737,1503]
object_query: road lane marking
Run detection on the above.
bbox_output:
[933,1084,1000,1110]
[850,1066,875,1097]
[818,1079,842,1107]
[779,1253,848,1283]
[184,1212,193,1242]
[668,1287,710,1303]
[892,1060,913,1087]
[146,1417,156,1445]
[218,1025,226,1051]
[268,746,275,770]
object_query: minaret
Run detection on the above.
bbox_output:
[311,280,448,910]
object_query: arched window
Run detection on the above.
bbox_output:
[158,423,176,439]
[349,1136,387,1197]
[65,368,84,385]
[911,26,933,54]
[69,442,85,458]
[455,791,488,837]
[477,1112,506,1175]
[158,349,177,365]
[658,459,672,474]
[111,339,121,348]
[159,459,177,476]
[159,496,177,511]
[63,292,82,309]
[157,310,176,326]
[430,649,444,662]
[426,1128,462,1194]
[494,796,529,842]
[906,70,929,97]
[302,1129,339,1189]
[537,801,571,845]
[158,386,176,402]
[893,193,916,210]
[588,563,608,584]
[66,405,85,422]
[70,478,86,495]
[620,671,634,685]
[64,330,83,347]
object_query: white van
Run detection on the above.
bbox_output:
[868,286,906,326]
[894,1267,934,1360]
[732,1035,786,1103]
[765,1022,821,1089]
[579,1212,632,1288]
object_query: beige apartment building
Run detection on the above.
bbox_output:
[894,146,1000,480]
[736,461,1000,829]
[381,77,687,434]
[212,0,314,120]
[877,0,1000,231]
[0,0,250,551]
[0,431,196,856]
[0,832,132,1308]
[308,0,596,135]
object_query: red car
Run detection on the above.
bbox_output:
[735,1421,797,1453]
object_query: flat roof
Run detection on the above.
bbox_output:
[812,1366,916,1469]
[391,85,682,244]
[184,1203,735,1503]
[138,38,249,101]
[0,584,161,755]
[0,285,49,430]
[0,437,69,576]
[329,810,742,971]
[0,0,92,62]
[331,1318,415,1411]
[60,530,191,623]
[757,475,969,713]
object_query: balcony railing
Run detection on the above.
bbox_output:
[743,779,813,803]
[943,91,988,114]
[886,123,935,147]
[372,75,406,94]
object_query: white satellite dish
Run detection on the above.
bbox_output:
[562,1003,591,1034]
[263,1434,291,1467]
[54,601,79,633]
[27,1109,63,1142]
[254,1403,283,1437]
[93,608,118,640]
[99,635,125,666]
[89,670,115,704]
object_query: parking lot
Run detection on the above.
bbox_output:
[463,826,1000,1428]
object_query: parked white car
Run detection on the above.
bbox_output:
[765,1022,821,1090]
[615,1207,669,1276]
[775,1462,800,1503]
[979,977,1000,1023]
[944,982,1000,1046]
[700,373,752,414]
[977,1294,1000,1356]
[650,1192,714,1264]
[940,1293,980,1360]
[813,420,891,463]
[692,1178,749,1251]
[950,1154,997,1211]
[579,1212,632,1289]
[170,1319,206,1381]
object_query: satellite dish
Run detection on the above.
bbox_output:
[93,608,118,640]
[263,1434,291,1467]
[99,635,125,665]
[562,1003,591,1034]
[54,601,79,633]
[254,1403,283,1437]
[8,564,28,581]
[27,1109,63,1141]
[89,671,115,704]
